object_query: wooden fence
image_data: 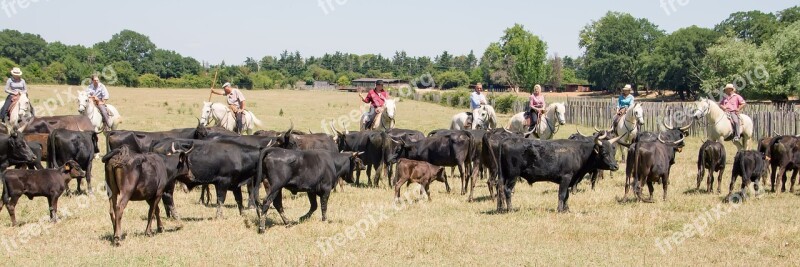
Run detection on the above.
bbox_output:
[390,90,798,141]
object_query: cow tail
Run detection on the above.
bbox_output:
[253,146,268,207]
[496,141,504,206]
[633,141,641,194]
[47,131,57,169]
[105,131,111,154]
[698,142,706,172]
[1,171,8,211]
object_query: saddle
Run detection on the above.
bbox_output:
[464,112,473,129]
[524,111,541,128]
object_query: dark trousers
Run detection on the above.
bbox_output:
[526,109,539,131]
[727,112,741,138]
[235,112,243,133]
[97,103,111,127]
[0,95,12,122]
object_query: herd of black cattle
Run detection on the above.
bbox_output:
[0,114,796,246]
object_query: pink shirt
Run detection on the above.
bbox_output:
[363,89,389,108]
[529,94,545,109]
[720,93,745,112]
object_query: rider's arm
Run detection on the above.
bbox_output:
[361,92,372,104]
[737,96,746,112]
[101,85,110,100]
[210,89,224,96]
[240,100,246,110]
[4,79,13,95]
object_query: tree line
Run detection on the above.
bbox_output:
[0,5,797,100]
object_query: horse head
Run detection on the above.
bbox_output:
[552,103,566,125]
[631,103,644,126]
[77,91,90,114]
[199,102,213,126]
[384,99,396,119]
[692,98,711,120]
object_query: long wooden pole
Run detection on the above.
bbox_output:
[208,68,219,102]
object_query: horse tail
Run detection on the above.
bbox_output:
[1,170,9,212]
[250,112,263,128]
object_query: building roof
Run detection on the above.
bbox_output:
[352,78,404,83]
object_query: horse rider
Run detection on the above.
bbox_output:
[86,75,112,130]
[720,83,746,141]
[466,83,487,128]
[359,80,390,130]
[210,82,247,134]
[1,67,33,123]
[525,84,546,132]
[611,84,635,131]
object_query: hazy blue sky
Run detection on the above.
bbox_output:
[1,0,796,64]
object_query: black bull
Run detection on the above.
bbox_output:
[497,134,620,213]
[252,148,344,234]
[151,138,264,218]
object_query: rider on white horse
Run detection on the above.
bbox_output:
[611,84,635,131]
[720,84,747,141]
[210,82,247,134]
[526,84,546,132]
[359,80,390,130]
[465,83,487,129]
[1,67,34,123]
[86,75,112,130]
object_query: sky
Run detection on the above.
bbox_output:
[0,0,797,64]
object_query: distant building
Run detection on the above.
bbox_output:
[564,83,591,92]
[351,78,409,90]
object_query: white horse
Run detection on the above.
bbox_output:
[361,99,396,131]
[199,102,263,135]
[8,93,33,128]
[450,105,499,130]
[597,102,644,161]
[506,103,566,139]
[692,97,753,150]
[78,91,122,132]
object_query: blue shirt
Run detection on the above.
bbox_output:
[470,92,486,110]
[618,95,634,109]
[86,83,110,100]
[5,78,27,95]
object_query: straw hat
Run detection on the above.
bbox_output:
[724,83,736,92]
[10,67,22,76]
[622,84,632,92]
[222,82,232,89]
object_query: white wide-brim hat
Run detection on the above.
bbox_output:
[10,67,22,76]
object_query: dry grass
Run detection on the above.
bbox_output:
[1,85,799,266]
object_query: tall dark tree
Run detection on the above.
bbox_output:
[95,30,157,73]
[642,26,721,100]
[715,11,780,46]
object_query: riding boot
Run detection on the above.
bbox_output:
[0,95,12,123]
[733,122,741,141]
[235,112,244,134]
[97,104,111,131]
[527,116,537,132]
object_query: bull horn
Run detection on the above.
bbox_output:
[594,126,605,133]
[265,140,275,148]
[663,120,674,130]
[503,127,513,134]
[286,120,294,135]
[171,142,178,154]
[608,135,622,145]
[330,120,343,136]
[575,127,590,137]
[341,121,349,135]
[523,128,536,137]
[596,131,608,140]
[679,121,692,132]
[672,137,685,145]
[657,133,669,144]
[185,144,194,154]
[773,130,781,137]
[308,129,314,134]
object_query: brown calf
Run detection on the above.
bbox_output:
[1,160,85,226]
[393,159,446,201]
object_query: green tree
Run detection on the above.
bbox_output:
[580,12,664,93]
[22,63,46,83]
[500,24,548,91]
[643,26,721,100]
[479,42,510,88]
[700,37,783,98]
[0,30,48,66]
[767,21,800,95]
[110,61,138,87]
[715,11,780,46]
[779,6,800,25]
[95,30,157,73]
[0,57,17,78]
[137,73,163,88]
[337,75,351,86]
[44,62,67,84]
[435,70,469,89]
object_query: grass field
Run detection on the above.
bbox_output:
[1,85,799,266]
